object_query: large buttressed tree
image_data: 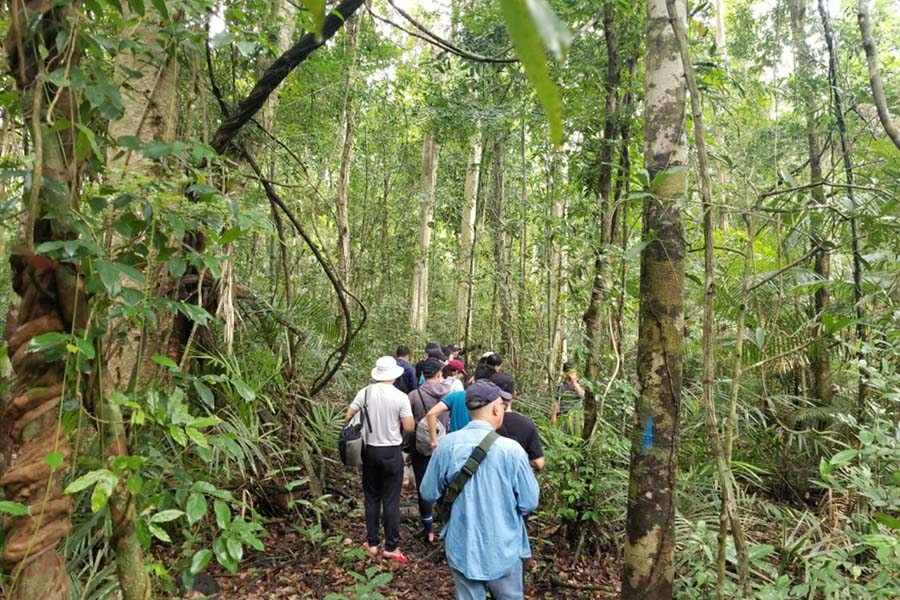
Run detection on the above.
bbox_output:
[621,0,687,596]
[2,1,86,598]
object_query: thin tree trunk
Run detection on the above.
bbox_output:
[582,1,619,440]
[547,156,565,384]
[410,135,440,332]
[857,0,900,151]
[818,0,867,413]
[789,0,833,406]
[457,131,482,342]
[666,1,750,595]
[621,0,687,597]
[335,19,359,288]
[490,141,514,361]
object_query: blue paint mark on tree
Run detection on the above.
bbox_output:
[641,416,654,452]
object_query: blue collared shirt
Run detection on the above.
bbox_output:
[420,420,539,581]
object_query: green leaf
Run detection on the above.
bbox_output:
[829,449,859,466]
[150,0,169,21]
[152,354,178,369]
[44,451,64,471]
[0,500,29,516]
[213,536,237,573]
[128,0,145,16]
[148,522,171,542]
[65,468,113,494]
[194,380,214,408]
[499,0,567,145]
[822,314,854,334]
[875,512,900,530]
[214,500,231,530]
[217,225,241,246]
[190,549,213,574]
[95,260,122,296]
[299,0,326,36]
[521,0,571,59]
[91,472,118,513]
[150,509,184,523]
[226,537,243,562]
[126,473,144,495]
[185,426,208,449]
[232,380,256,402]
[186,493,207,526]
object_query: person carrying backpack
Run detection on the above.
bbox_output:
[420,380,539,599]
[407,358,450,542]
[345,356,415,563]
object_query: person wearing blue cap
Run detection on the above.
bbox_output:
[420,380,539,599]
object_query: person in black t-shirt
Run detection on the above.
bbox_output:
[492,373,544,471]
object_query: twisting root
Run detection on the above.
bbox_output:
[1,251,86,599]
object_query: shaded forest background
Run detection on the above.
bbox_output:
[0,0,899,598]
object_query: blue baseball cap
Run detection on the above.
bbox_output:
[465,379,512,410]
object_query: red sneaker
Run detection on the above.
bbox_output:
[382,548,409,564]
[362,542,379,557]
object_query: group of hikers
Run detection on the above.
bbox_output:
[343,342,586,600]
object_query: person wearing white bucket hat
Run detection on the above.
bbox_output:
[345,356,415,563]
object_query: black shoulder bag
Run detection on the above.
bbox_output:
[433,431,499,522]
[339,387,372,466]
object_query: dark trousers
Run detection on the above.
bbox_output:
[362,445,403,551]
[410,449,433,528]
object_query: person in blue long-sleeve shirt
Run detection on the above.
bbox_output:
[421,380,539,599]
[393,346,417,394]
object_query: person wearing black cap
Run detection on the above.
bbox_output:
[407,359,451,542]
[420,380,539,599]
[492,374,544,471]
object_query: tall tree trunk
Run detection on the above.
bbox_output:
[857,0,900,151]
[410,134,440,332]
[817,0,867,413]
[582,1,619,440]
[2,3,83,598]
[457,131,482,343]
[621,0,686,597]
[489,141,514,362]
[335,19,359,288]
[667,1,750,595]
[547,156,566,384]
[789,0,833,406]
[102,7,182,597]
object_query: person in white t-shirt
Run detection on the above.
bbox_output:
[346,356,415,563]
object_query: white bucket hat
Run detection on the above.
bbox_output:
[371,356,404,381]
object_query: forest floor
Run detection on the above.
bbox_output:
[185,470,619,599]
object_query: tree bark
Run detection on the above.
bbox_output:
[789,0,833,406]
[817,0,867,413]
[582,1,619,440]
[621,0,686,597]
[2,3,83,598]
[666,1,750,595]
[335,19,359,288]
[457,131,482,343]
[410,134,440,332]
[857,0,900,151]
[489,141,515,362]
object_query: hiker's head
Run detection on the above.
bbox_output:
[446,359,467,380]
[420,359,444,381]
[492,372,517,403]
[396,346,410,360]
[445,342,461,359]
[371,356,403,383]
[466,380,511,428]
[484,352,503,370]
[562,361,576,377]
[426,347,447,362]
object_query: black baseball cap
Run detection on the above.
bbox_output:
[490,372,516,394]
[420,359,443,377]
[465,379,512,410]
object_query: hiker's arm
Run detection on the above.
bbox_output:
[514,453,540,515]
[426,401,449,449]
[529,457,545,471]
[344,407,357,422]
[400,415,415,432]
[570,378,585,398]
